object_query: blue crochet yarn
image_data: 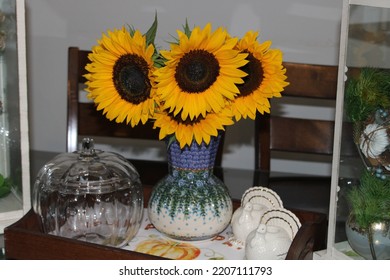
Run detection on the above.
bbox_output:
[167,134,221,170]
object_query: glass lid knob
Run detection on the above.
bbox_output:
[79,138,97,159]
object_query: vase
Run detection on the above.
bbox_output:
[345,214,390,259]
[147,134,233,241]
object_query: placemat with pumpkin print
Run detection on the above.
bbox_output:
[124,209,245,260]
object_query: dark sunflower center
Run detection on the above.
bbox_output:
[113,54,151,104]
[168,110,204,125]
[175,50,220,93]
[237,51,264,97]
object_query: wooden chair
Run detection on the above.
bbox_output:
[253,62,357,216]
[285,210,328,260]
[66,47,225,184]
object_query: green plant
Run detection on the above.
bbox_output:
[345,67,390,123]
[0,173,11,198]
[346,169,390,230]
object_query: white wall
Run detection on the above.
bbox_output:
[25,0,343,173]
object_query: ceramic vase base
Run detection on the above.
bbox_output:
[148,203,232,241]
[148,174,233,241]
[149,210,229,241]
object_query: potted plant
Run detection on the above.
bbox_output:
[344,67,390,259]
[345,169,390,259]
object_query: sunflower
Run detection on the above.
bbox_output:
[229,31,289,121]
[154,23,248,122]
[154,108,234,148]
[84,26,157,127]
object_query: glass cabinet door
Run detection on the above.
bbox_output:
[0,0,29,233]
[315,0,390,260]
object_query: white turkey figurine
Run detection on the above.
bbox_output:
[245,208,301,260]
[230,202,261,244]
[230,186,283,245]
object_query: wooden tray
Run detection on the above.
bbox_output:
[4,186,327,260]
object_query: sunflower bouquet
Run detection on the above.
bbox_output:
[84,17,289,149]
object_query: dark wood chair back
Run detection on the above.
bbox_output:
[254,62,357,215]
[66,47,225,183]
[255,62,338,174]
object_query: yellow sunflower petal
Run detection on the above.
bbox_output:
[229,32,289,121]
[154,23,248,122]
[85,26,157,127]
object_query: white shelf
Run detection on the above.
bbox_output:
[0,192,23,233]
[0,0,30,233]
[315,242,365,260]
[325,0,390,260]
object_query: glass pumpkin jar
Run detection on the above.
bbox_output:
[32,138,143,248]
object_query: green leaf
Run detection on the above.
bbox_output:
[127,23,136,37]
[347,170,390,229]
[345,67,390,122]
[166,135,176,150]
[145,12,158,46]
[0,181,11,198]
[127,12,158,45]
[182,19,192,37]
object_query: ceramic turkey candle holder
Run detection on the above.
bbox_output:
[245,208,301,260]
[230,186,283,245]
